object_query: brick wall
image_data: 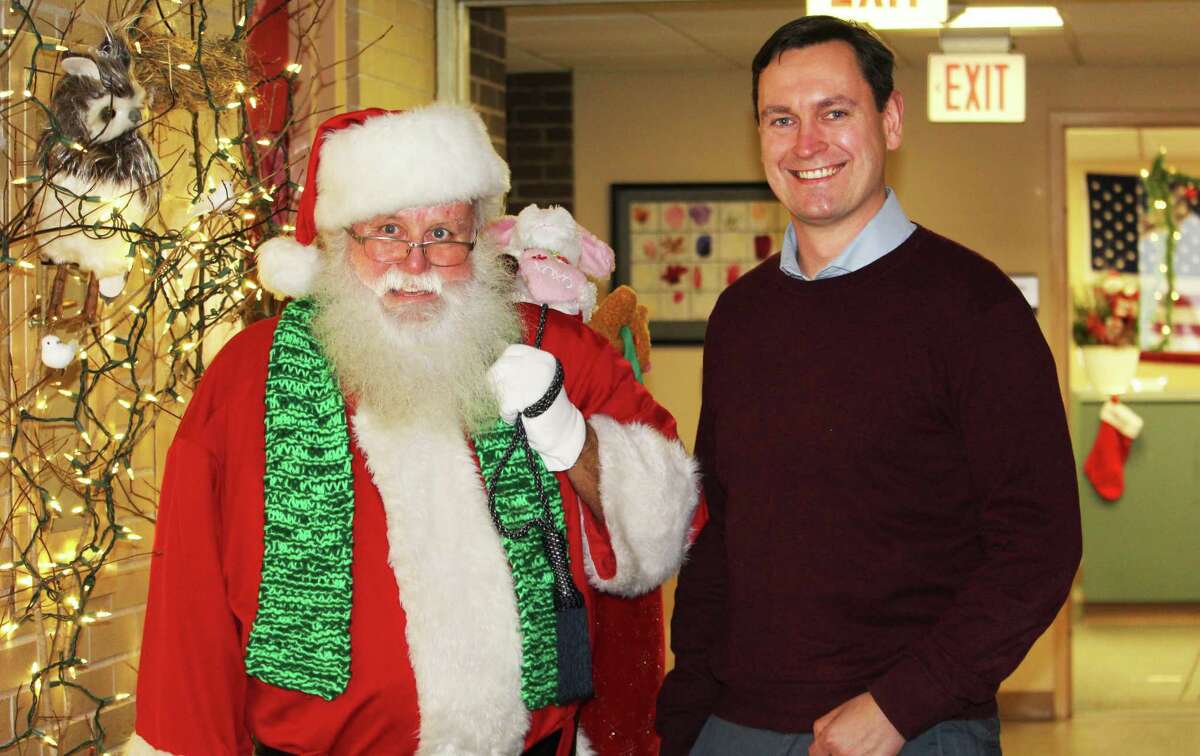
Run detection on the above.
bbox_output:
[469,8,507,157]
[505,73,574,214]
[340,0,437,111]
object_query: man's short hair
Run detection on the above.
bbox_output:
[751,15,896,118]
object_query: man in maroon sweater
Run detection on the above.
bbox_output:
[655,16,1081,756]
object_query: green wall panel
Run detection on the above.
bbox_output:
[1073,396,1200,603]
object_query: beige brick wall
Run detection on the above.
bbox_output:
[349,0,437,110]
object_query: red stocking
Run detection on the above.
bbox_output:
[1083,398,1143,501]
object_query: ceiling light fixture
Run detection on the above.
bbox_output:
[815,3,1065,32]
[947,6,1064,30]
[938,32,1013,54]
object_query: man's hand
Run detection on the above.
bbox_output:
[809,693,904,756]
[488,344,586,472]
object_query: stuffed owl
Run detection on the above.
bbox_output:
[35,27,160,315]
[487,204,615,321]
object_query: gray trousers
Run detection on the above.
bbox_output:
[690,715,1002,756]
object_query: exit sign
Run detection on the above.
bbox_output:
[927,54,1026,123]
[807,0,948,28]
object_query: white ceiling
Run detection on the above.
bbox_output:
[1068,127,1200,162]
[504,1,1200,73]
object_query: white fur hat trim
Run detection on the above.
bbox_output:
[257,236,319,299]
[313,103,510,232]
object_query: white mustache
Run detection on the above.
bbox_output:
[369,268,445,297]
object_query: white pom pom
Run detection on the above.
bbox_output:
[256,236,320,299]
[98,274,126,298]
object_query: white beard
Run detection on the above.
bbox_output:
[310,234,522,432]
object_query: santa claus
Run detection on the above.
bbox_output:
[129,105,700,755]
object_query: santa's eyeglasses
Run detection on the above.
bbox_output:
[345,226,476,267]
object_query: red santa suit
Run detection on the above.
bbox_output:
[131,303,698,755]
[130,104,698,755]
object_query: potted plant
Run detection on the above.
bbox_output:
[1073,275,1140,395]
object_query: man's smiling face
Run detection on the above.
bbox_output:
[757,40,902,235]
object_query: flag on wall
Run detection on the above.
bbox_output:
[1087,173,1142,274]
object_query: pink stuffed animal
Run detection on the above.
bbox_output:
[487,205,615,320]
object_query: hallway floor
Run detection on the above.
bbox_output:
[1002,709,1200,754]
[1000,609,1200,754]
[1074,622,1200,711]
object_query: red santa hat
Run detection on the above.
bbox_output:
[256,104,510,298]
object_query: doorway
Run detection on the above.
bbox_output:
[1059,120,1200,715]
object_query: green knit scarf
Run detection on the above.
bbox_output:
[246,298,585,708]
[246,297,355,700]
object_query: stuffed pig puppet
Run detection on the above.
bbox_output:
[488,205,615,320]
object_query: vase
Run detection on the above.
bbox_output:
[1080,345,1140,396]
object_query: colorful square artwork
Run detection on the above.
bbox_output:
[653,289,691,321]
[661,203,688,232]
[687,203,716,231]
[690,292,720,320]
[630,203,659,233]
[629,204,784,307]
[748,201,777,232]
[715,232,752,262]
[719,203,749,232]
[614,184,788,342]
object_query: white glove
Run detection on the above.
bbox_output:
[488,344,586,472]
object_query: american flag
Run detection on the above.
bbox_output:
[1087,173,1141,274]
[1088,172,1200,352]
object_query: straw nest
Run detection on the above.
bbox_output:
[133,32,254,114]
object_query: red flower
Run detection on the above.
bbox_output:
[1105,316,1126,343]
[1074,273,1140,346]
[660,265,688,285]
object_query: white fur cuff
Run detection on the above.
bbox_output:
[576,727,596,756]
[124,733,175,755]
[1099,399,1143,439]
[581,415,699,596]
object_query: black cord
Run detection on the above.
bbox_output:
[484,304,585,609]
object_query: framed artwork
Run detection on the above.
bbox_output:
[611,182,788,343]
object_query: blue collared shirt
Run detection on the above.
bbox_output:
[779,188,916,281]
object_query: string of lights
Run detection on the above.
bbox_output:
[0,0,333,750]
[1140,151,1200,351]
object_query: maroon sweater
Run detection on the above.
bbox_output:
[656,227,1081,751]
